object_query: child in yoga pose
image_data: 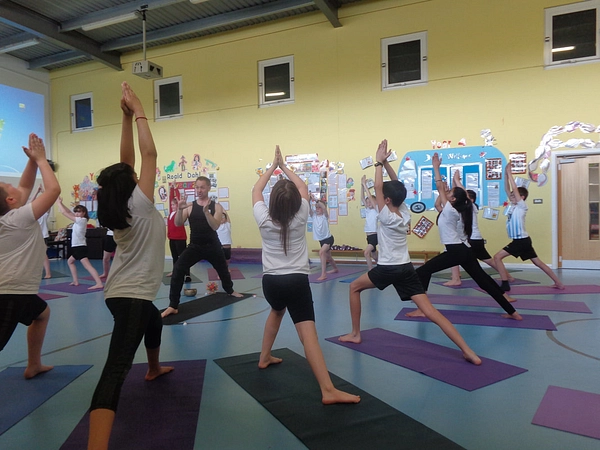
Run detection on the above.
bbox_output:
[361,175,378,270]
[253,145,361,404]
[339,140,481,365]
[311,200,338,280]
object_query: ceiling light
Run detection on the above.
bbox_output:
[81,12,138,31]
[0,38,40,54]
[552,46,575,53]
[265,92,286,97]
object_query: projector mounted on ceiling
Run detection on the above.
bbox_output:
[132,8,163,80]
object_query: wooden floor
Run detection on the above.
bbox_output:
[1,259,599,449]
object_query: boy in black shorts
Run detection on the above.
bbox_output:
[339,139,481,365]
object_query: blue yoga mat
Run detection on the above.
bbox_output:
[0,365,92,436]
[61,359,206,450]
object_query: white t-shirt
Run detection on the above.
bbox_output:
[506,199,529,239]
[71,217,87,247]
[364,207,378,233]
[0,204,46,294]
[217,222,232,245]
[471,205,482,240]
[376,203,411,266]
[38,211,49,239]
[104,185,166,301]
[438,201,468,245]
[312,213,331,241]
[254,199,310,275]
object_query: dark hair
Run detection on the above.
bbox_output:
[0,187,8,215]
[269,179,302,255]
[196,176,210,186]
[73,204,90,220]
[382,180,407,207]
[517,187,528,200]
[96,162,137,230]
[451,187,473,239]
[466,189,478,209]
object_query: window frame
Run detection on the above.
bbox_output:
[154,76,183,121]
[544,1,600,68]
[70,92,93,132]
[381,31,428,91]
[258,55,295,108]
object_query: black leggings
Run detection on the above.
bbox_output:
[90,298,162,412]
[169,239,189,276]
[416,244,516,315]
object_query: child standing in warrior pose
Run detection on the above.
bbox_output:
[56,200,103,289]
[339,140,481,365]
[88,82,173,450]
[253,145,361,404]
[493,162,564,291]
[361,175,378,270]
[0,133,61,378]
[216,211,232,267]
[33,185,52,278]
[310,200,338,280]
[166,195,190,281]
[408,153,522,320]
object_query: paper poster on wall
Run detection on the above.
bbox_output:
[220,201,229,211]
[329,208,338,224]
[329,195,338,208]
[338,174,347,190]
[218,187,229,198]
[487,182,500,207]
[482,207,499,220]
[412,216,434,238]
[339,203,348,216]
[485,158,502,180]
[421,170,434,199]
[509,152,528,174]
[465,172,479,191]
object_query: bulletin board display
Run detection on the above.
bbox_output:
[397,146,509,211]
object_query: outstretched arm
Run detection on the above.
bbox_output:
[453,169,464,189]
[505,162,518,199]
[56,197,76,221]
[374,139,389,211]
[24,134,60,219]
[252,146,281,205]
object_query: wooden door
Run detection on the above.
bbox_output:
[557,154,600,268]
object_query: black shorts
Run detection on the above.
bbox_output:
[366,233,378,250]
[71,246,89,260]
[319,236,334,248]
[468,239,492,261]
[262,274,315,324]
[368,263,425,301]
[222,246,231,261]
[504,237,537,261]
[0,294,48,351]
[103,234,117,253]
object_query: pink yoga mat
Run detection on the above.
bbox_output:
[532,385,600,440]
[38,292,66,301]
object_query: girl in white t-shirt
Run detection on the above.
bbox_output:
[216,211,232,266]
[361,175,378,270]
[310,200,338,280]
[56,200,103,289]
[252,145,360,406]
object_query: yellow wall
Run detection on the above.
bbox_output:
[49,0,600,262]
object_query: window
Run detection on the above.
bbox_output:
[70,93,93,132]
[381,31,427,90]
[545,2,600,67]
[154,76,182,120]
[258,56,294,107]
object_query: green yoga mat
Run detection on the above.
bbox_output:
[215,348,463,450]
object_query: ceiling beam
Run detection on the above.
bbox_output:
[102,0,315,51]
[0,0,122,70]
[28,50,86,69]
[313,0,341,27]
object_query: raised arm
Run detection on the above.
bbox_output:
[56,197,76,221]
[361,175,369,204]
[504,162,518,199]
[432,153,448,207]
[252,146,281,205]
[374,139,389,211]
[453,169,464,190]
[24,134,60,219]
[380,143,397,182]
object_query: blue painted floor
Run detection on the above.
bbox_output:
[1,259,599,449]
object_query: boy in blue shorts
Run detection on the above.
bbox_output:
[339,139,481,365]
[494,162,563,291]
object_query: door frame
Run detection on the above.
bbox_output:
[551,149,600,269]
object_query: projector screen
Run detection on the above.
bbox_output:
[0,83,46,177]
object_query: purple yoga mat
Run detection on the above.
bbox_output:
[40,282,103,294]
[207,267,245,280]
[326,328,527,391]
[38,292,66,301]
[433,278,539,289]
[61,359,206,450]
[396,308,557,330]
[532,385,600,440]
[308,266,365,283]
[475,284,600,295]
[427,293,592,314]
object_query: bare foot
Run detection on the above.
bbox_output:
[317,275,327,281]
[406,309,426,318]
[69,282,79,286]
[502,312,523,321]
[503,293,517,303]
[339,333,361,344]
[443,280,462,286]
[258,355,283,369]
[229,291,244,298]
[326,268,339,274]
[551,283,565,290]
[508,276,516,283]
[322,388,361,405]
[166,272,172,277]
[145,366,174,381]
[161,306,178,318]
[463,350,482,366]
[99,274,107,279]
[24,364,53,379]
[88,284,103,290]
[44,275,52,279]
